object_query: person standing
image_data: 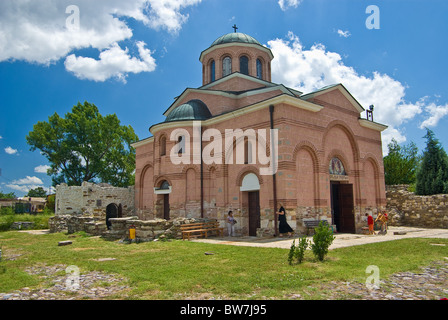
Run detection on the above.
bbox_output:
[277,204,294,237]
[367,213,375,235]
[227,210,236,237]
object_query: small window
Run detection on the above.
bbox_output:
[96,200,102,207]
[240,56,249,75]
[160,180,170,190]
[160,136,166,156]
[178,135,185,154]
[210,60,215,82]
[244,139,253,164]
[256,59,263,79]
[223,57,232,77]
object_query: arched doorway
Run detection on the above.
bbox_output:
[106,203,119,230]
[155,180,171,220]
[241,173,261,236]
[329,158,355,233]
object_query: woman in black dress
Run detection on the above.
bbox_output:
[277,204,294,237]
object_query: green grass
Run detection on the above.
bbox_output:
[0,208,53,231]
[0,230,447,299]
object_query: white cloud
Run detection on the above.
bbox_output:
[4,146,18,155]
[0,136,3,139]
[419,102,448,129]
[6,176,44,193]
[11,176,44,185]
[337,29,351,38]
[267,32,445,153]
[278,0,302,11]
[144,0,202,32]
[34,165,51,174]
[65,41,156,82]
[0,0,201,80]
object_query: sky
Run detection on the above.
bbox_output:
[1,0,447,196]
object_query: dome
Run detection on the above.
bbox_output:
[210,32,261,47]
[165,99,212,122]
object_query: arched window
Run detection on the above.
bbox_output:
[178,135,185,154]
[160,136,166,156]
[256,59,263,79]
[210,60,215,82]
[240,56,249,75]
[222,57,232,77]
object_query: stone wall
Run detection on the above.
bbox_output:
[55,182,134,217]
[49,214,198,241]
[386,185,448,229]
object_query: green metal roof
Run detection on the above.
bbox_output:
[211,32,261,47]
[165,99,212,122]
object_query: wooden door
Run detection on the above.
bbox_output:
[248,191,260,236]
[163,194,170,220]
[339,184,355,233]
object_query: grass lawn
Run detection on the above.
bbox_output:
[0,230,447,300]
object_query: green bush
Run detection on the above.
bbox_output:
[295,236,309,264]
[0,212,53,232]
[288,236,310,265]
[311,221,335,261]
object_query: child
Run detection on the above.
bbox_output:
[367,213,374,235]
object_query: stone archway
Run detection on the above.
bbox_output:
[106,203,119,230]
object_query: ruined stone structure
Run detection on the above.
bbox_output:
[55,181,134,228]
[386,185,448,229]
[132,31,388,235]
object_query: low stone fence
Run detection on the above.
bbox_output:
[49,215,198,240]
[386,185,448,229]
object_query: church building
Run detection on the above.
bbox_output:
[132,30,388,236]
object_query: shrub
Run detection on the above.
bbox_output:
[288,236,310,265]
[311,221,335,261]
[288,240,296,265]
[295,236,309,264]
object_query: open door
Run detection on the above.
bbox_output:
[331,183,355,233]
[248,191,260,236]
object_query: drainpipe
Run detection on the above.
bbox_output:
[200,124,204,219]
[269,105,278,236]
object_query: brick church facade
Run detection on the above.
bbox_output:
[132,31,388,236]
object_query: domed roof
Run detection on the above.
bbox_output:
[165,99,212,122]
[211,32,261,47]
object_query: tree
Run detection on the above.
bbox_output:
[26,101,139,187]
[26,187,47,198]
[415,128,448,195]
[0,191,16,199]
[383,139,419,185]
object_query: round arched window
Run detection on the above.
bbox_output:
[240,56,249,75]
[222,57,232,77]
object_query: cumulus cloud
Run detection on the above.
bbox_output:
[278,0,302,11]
[418,100,448,129]
[6,176,44,193]
[337,29,351,38]
[267,32,446,152]
[0,0,201,81]
[34,165,51,174]
[65,41,156,82]
[4,147,18,155]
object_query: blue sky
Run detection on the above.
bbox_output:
[1,0,447,196]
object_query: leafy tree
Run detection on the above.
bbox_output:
[415,129,448,195]
[0,191,16,199]
[383,139,419,185]
[26,187,47,198]
[26,101,138,187]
